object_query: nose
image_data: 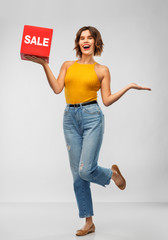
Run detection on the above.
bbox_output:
[84,40,89,44]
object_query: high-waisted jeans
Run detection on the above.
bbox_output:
[63,102,112,218]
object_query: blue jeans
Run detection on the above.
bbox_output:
[63,102,112,218]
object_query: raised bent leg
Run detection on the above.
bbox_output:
[79,112,112,186]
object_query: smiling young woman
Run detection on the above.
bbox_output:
[25,26,151,236]
[74,26,103,58]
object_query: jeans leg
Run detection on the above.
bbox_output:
[79,107,112,186]
[63,109,94,218]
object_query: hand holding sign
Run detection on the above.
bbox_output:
[24,55,47,65]
[20,25,53,63]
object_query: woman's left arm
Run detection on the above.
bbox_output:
[100,66,151,107]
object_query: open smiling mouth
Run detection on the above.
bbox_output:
[83,45,91,50]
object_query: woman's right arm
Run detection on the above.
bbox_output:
[24,55,67,94]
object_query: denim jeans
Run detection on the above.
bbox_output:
[63,102,112,218]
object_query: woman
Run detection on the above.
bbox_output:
[25,26,151,236]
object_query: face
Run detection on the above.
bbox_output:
[78,30,95,56]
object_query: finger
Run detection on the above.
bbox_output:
[141,87,151,90]
[24,55,29,59]
[24,55,34,60]
[25,55,37,59]
[24,55,39,62]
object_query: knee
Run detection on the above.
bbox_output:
[79,167,91,181]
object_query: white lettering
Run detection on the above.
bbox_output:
[43,38,49,47]
[24,36,50,47]
[37,37,42,46]
[30,36,37,45]
[24,35,31,44]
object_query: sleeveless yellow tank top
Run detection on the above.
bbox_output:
[64,60,101,104]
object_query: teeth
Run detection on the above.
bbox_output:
[83,45,90,49]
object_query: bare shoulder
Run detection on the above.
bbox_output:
[95,63,109,72]
[95,63,110,82]
[62,60,76,70]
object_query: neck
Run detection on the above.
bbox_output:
[78,55,95,64]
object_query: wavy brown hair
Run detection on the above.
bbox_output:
[74,26,104,58]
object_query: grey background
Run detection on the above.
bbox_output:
[0,0,167,203]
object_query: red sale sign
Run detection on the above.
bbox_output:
[20,25,53,63]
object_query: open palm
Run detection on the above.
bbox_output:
[129,83,151,91]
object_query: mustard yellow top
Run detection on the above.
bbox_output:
[64,60,101,104]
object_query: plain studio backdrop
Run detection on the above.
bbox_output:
[0,0,167,204]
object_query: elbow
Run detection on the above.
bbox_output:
[53,89,61,94]
[53,84,64,94]
[103,100,115,107]
[103,102,109,107]
[53,87,62,94]
[103,100,110,107]
[103,95,115,107]
[102,94,111,107]
[105,103,110,107]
